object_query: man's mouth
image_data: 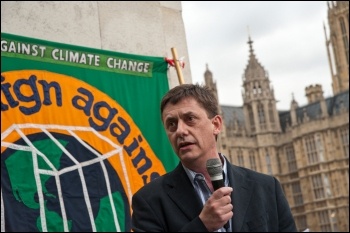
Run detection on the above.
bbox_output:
[178,141,194,149]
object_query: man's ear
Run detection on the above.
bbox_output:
[212,115,223,135]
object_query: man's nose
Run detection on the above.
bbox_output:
[176,120,187,136]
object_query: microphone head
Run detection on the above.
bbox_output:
[206,158,223,181]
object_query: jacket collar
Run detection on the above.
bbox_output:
[165,163,203,220]
[226,159,254,232]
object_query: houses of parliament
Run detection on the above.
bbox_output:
[203,2,349,232]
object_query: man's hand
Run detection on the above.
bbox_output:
[199,187,233,231]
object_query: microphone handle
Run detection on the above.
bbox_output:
[211,179,230,231]
[211,179,225,190]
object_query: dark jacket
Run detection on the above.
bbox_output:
[131,157,297,232]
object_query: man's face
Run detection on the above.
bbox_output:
[161,97,221,166]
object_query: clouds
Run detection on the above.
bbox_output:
[182,1,332,110]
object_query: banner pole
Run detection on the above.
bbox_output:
[171,47,185,85]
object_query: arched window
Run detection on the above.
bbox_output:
[248,105,255,132]
[249,150,256,171]
[258,103,266,130]
[237,149,244,167]
[285,145,297,172]
[339,17,349,65]
[268,102,274,122]
[265,148,272,175]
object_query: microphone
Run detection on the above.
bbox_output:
[206,158,230,231]
[206,158,224,190]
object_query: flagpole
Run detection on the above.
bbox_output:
[171,47,185,85]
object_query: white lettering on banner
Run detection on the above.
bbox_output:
[51,49,100,66]
[106,58,150,73]
[1,38,152,75]
[1,40,46,57]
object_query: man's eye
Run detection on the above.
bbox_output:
[167,122,176,130]
[187,116,195,122]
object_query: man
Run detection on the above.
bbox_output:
[131,84,297,232]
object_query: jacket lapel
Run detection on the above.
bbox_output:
[165,163,203,220]
[226,162,254,232]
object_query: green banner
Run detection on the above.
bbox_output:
[1,33,178,232]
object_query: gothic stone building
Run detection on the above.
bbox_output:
[204,2,349,232]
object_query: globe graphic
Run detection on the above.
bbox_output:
[1,126,131,232]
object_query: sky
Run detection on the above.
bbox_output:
[181,1,333,110]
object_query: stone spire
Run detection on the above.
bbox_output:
[242,35,281,135]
